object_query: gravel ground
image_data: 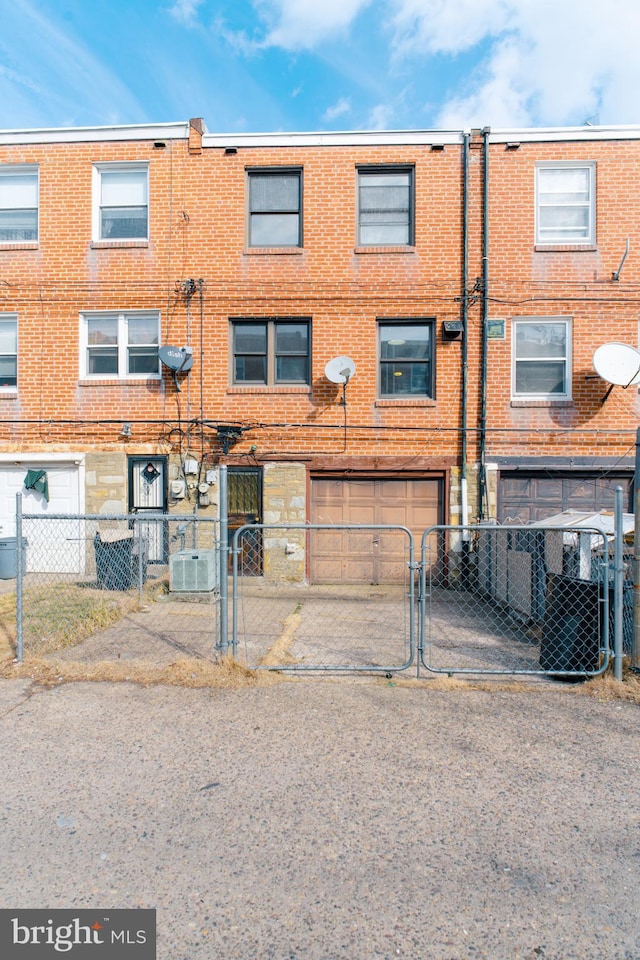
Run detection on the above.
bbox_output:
[0,676,638,960]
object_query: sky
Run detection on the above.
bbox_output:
[0,0,639,134]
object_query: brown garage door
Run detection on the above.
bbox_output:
[310,476,442,583]
[499,471,633,523]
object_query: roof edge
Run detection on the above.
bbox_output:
[0,121,192,146]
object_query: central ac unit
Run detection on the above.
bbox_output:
[169,549,219,592]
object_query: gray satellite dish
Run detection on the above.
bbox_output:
[593,342,640,386]
[158,345,194,374]
[324,356,356,384]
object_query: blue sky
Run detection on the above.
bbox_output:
[1,0,639,133]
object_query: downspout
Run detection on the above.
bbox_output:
[460,132,470,535]
[478,127,490,522]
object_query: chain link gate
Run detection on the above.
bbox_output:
[418,524,613,678]
[230,523,416,672]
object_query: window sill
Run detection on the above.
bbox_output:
[355,246,416,255]
[534,244,596,252]
[243,247,304,255]
[90,240,149,249]
[510,399,573,407]
[375,397,436,407]
[0,242,38,250]
[78,377,161,386]
[227,385,311,395]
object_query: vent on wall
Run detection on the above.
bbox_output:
[169,549,219,592]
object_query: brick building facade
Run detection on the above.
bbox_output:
[1,118,638,577]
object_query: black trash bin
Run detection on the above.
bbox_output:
[540,573,600,673]
[94,533,134,591]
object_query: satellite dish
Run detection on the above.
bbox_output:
[593,342,640,386]
[158,345,194,374]
[324,356,356,384]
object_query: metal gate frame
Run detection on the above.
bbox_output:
[418,523,615,679]
[230,522,417,672]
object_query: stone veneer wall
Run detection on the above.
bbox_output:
[262,462,306,582]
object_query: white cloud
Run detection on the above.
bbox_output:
[323,96,351,121]
[168,0,205,27]
[254,0,373,50]
[365,102,394,129]
[388,0,640,127]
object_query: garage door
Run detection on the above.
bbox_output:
[310,477,442,583]
[0,463,83,573]
[499,471,633,523]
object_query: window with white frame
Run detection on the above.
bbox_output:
[379,320,433,396]
[0,166,38,242]
[358,167,413,246]
[247,169,302,247]
[94,163,149,240]
[512,318,571,398]
[232,319,310,384]
[81,312,159,378]
[536,163,595,244]
[0,314,17,388]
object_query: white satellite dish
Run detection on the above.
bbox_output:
[593,342,640,386]
[324,356,356,384]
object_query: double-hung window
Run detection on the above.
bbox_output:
[232,319,310,385]
[379,321,433,397]
[94,163,149,240]
[512,318,571,399]
[0,166,38,242]
[81,311,160,379]
[536,162,595,244]
[0,314,17,389]
[358,167,413,246]
[248,169,302,247]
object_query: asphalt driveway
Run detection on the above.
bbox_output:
[0,676,638,960]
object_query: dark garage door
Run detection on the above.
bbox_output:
[498,471,633,523]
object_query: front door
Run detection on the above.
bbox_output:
[128,456,168,563]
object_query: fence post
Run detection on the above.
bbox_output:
[218,465,228,655]
[633,430,640,673]
[15,493,24,663]
[136,520,144,601]
[614,486,624,681]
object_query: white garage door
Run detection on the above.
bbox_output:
[0,463,83,573]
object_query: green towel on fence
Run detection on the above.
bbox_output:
[24,469,49,502]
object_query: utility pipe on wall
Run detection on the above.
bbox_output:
[478,127,491,522]
[460,132,470,533]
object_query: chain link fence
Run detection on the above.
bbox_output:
[231,524,416,671]
[3,503,629,680]
[420,525,612,677]
[11,510,220,664]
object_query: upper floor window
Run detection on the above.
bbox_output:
[80,311,159,379]
[232,319,310,385]
[248,169,302,247]
[358,167,413,246]
[512,318,571,399]
[379,320,433,397]
[0,314,17,388]
[0,166,38,242]
[535,163,595,244]
[94,163,149,241]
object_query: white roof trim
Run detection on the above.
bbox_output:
[202,129,463,149]
[0,122,190,146]
[489,125,640,143]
